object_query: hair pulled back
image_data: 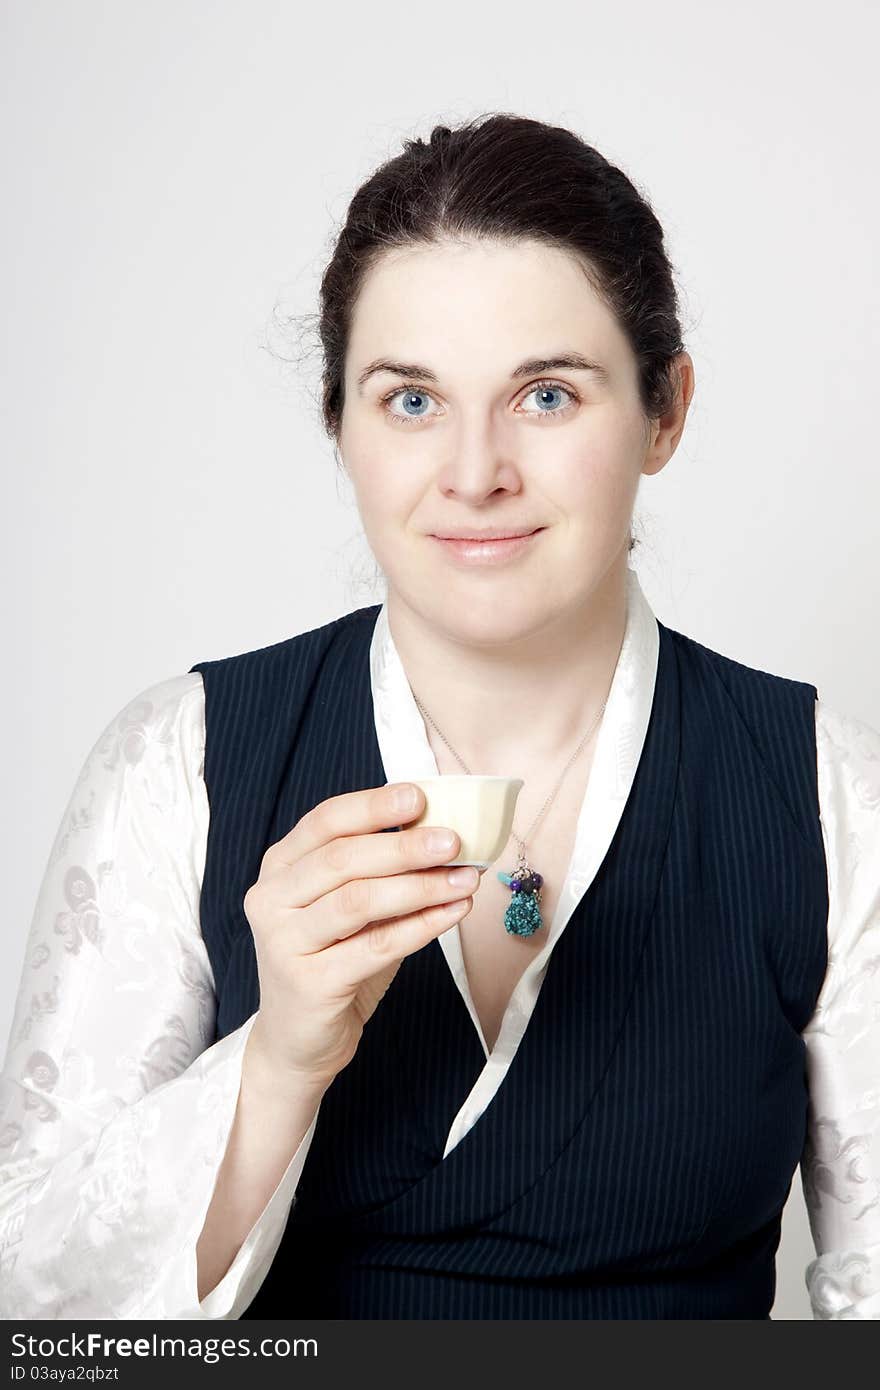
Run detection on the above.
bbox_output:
[316,112,688,553]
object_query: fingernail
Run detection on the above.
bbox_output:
[448,866,479,889]
[427,828,456,852]
[392,784,418,813]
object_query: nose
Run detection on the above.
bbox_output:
[435,418,521,501]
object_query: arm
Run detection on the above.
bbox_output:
[0,673,319,1320]
[196,1026,328,1304]
[799,698,880,1319]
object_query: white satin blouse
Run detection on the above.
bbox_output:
[1,568,878,1320]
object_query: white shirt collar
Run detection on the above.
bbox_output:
[369,565,660,943]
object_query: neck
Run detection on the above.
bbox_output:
[385,557,629,775]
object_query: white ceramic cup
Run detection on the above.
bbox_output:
[406,775,525,868]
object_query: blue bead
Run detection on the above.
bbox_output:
[504,891,543,937]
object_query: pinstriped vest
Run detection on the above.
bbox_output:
[189,606,828,1319]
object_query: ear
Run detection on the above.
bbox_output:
[643,353,695,476]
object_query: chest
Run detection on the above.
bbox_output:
[452,750,595,1054]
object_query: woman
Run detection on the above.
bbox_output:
[2,113,878,1321]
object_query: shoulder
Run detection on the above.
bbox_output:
[660,625,820,771]
[815,698,880,772]
[814,697,880,833]
[84,671,207,778]
[32,672,211,972]
[807,699,880,1029]
[187,606,382,680]
[54,674,211,851]
[661,621,818,700]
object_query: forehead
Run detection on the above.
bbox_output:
[347,236,628,366]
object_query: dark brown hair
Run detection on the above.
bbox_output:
[276,113,691,555]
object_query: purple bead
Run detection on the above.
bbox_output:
[510,877,523,892]
[532,872,543,889]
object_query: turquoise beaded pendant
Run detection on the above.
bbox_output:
[496,847,545,938]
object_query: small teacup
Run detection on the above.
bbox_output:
[407,775,525,868]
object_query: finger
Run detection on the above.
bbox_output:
[328,893,476,988]
[264,781,426,875]
[291,860,482,954]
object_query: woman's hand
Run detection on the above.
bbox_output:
[242,782,483,1090]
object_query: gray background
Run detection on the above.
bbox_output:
[3,0,878,1320]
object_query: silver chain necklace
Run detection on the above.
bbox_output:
[412,690,609,939]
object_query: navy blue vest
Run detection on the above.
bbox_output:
[189,605,828,1319]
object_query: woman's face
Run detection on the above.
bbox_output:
[338,236,677,644]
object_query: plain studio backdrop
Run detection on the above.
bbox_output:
[2,0,877,1322]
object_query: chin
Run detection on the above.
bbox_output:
[433,593,553,643]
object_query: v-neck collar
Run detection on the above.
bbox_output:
[369,567,661,1153]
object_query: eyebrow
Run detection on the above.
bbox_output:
[356,351,610,393]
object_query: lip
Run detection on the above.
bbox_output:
[430,528,544,565]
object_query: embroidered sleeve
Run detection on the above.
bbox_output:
[800,699,880,1319]
[0,673,317,1320]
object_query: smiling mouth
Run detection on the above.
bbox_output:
[429,529,545,564]
[431,528,544,541]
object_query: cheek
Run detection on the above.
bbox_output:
[347,444,397,507]
[348,454,422,541]
[548,443,636,519]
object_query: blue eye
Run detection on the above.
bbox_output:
[379,378,579,426]
[382,386,437,425]
[520,382,576,416]
[403,392,429,415]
